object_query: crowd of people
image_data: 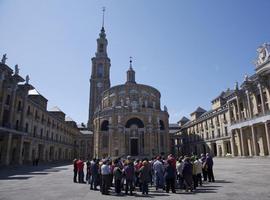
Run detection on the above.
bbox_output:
[72,153,215,196]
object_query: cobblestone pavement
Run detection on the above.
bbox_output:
[0,158,270,200]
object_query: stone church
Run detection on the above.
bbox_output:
[87,25,169,158]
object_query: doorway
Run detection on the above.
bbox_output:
[130,138,138,156]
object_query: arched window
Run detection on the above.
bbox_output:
[125,118,144,128]
[101,120,109,131]
[97,64,104,78]
[159,120,165,130]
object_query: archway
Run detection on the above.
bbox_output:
[125,117,144,128]
[101,120,109,131]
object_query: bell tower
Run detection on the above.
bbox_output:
[88,8,111,130]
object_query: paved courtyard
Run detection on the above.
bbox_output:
[0,158,270,200]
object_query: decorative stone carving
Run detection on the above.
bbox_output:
[26,75,30,84]
[15,64,19,75]
[1,54,7,64]
[255,43,270,67]
[164,105,168,112]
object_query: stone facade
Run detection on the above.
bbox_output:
[174,43,270,157]
[0,58,92,166]
[88,26,169,158]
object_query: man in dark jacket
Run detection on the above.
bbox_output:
[206,153,215,182]
[164,159,176,193]
[182,157,193,192]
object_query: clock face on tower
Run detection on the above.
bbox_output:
[97,82,103,88]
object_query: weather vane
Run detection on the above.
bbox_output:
[129,56,133,67]
[102,7,105,28]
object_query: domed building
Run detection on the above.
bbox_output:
[88,24,169,158]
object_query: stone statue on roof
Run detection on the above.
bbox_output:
[1,54,7,64]
[255,43,270,67]
[26,75,30,84]
[15,64,19,75]
[164,105,168,112]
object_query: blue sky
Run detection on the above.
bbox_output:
[1,0,270,124]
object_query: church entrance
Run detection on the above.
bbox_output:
[130,138,138,156]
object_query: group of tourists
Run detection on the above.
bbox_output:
[72,153,215,196]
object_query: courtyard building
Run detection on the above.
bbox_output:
[175,43,270,158]
[88,25,170,158]
[0,56,92,166]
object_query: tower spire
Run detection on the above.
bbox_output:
[126,56,136,84]
[102,7,105,28]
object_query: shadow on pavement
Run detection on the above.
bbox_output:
[0,162,70,180]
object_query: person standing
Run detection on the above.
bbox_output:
[113,159,123,195]
[86,159,91,184]
[182,157,193,192]
[100,160,111,195]
[206,153,215,182]
[90,159,99,190]
[200,154,208,181]
[164,159,176,193]
[194,157,203,186]
[73,158,78,183]
[76,158,85,183]
[139,160,151,195]
[153,156,165,190]
[124,158,135,195]
[176,157,184,189]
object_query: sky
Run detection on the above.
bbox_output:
[1,0,270,124]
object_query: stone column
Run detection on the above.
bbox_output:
[0,75,5,125]
[221,141,226,156]
[236,129,242,156]
[4,133,12,165]
[20,93,28,131]
[18,136,24,165]
[29,142,33,162]
[236,97,241,121]
[251,125,258,156]
[8,85,17,128]
[264,122,270,155]
[230,130,236,156]
[240,128,247,156]
[246,90,253,118]
[258,83,266,114]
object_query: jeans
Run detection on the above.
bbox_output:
[101,175,110,194]
[73,169,77,182]
[125,179,133,195]
[142,181,149,194]
[155,172,164,189]
[197,173,202,186]
[78,171,84,183]
[90,175,98,189]
[165,178,176,193]
[115,179,122,194]
[207,167,215,182]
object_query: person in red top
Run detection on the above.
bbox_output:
[167,154,177,171]
[76,158,85,183]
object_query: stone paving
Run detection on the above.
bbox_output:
[0,158,270,200]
